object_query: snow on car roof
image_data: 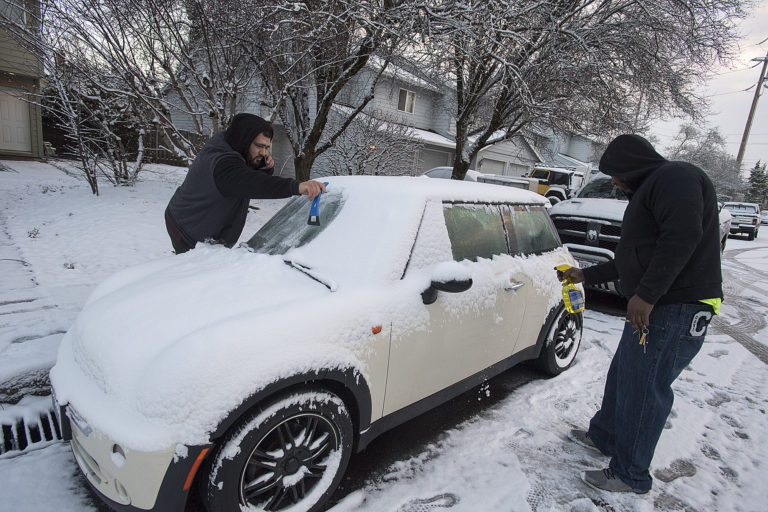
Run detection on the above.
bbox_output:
[284,176,547,286]
[323,175,546,204]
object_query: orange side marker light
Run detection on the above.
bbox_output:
[372,325,382,334]
[183,447,210,491]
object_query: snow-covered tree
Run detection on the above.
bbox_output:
[745,161,768,207]
[243,0,418,181]
[33,0,261,162]
[315,110,424,177]
[416,0,748,180]
[665,124,743,200]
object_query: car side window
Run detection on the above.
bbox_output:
[404,200,454,275]
[503,205,561,255]
[443,204,508,262]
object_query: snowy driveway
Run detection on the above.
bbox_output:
[1,162,766,512]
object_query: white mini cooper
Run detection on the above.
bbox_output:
[51,176,583,512]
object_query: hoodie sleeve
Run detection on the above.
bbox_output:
[582,260,619,286]
[634,165,705,304]
[213,155,301,199]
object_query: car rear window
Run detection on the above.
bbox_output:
[724,204,758,214]
[502,205,561,255]
[443,204,507,262]
[577,177,627,200]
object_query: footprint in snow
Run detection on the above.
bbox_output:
[396,493,459,512]
[700,444,721,460]
[653,458,696,483]
[654,493,695,511]
[720,414,743,429]
[719,466,739,481]
[706,392,731,407]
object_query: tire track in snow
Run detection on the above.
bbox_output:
[711,247,768,365]
[0,210,67,403]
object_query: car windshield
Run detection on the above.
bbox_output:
[724,204,758,214]
[577,177,627,200]
[246,192,345,255]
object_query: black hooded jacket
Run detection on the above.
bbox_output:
[165,114,300,248]
[582,134,723,305]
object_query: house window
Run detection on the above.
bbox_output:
[397,89,415,114]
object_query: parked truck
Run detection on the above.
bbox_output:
[525,166,586,204]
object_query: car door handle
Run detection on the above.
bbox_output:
[505,281,525,292]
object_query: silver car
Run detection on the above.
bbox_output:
[51,176,582,512]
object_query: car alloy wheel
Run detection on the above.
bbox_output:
[204,391,353,512]
[536,306,583,375]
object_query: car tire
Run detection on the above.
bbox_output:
[535,305,583,376]
[748,230,756,241]
[202,390,353,512]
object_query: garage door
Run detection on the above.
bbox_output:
[479,158,505,174]
[0,90,31,153]
[420,149,450,172]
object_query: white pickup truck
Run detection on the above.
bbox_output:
[722,202,761,240]
[548,173,732,294]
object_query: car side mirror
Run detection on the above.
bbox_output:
[421,278,473,305]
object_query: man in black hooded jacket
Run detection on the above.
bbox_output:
[558,134,723,494]
[164,113,325,253]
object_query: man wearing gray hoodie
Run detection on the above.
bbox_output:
[559,134,723,494]
[165,113,325,253]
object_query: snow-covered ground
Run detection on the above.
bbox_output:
[1,160,766,512]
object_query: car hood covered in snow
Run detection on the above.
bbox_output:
[548,197,627,222]
[50,245,427,450]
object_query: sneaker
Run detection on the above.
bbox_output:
[568,429,603,455]
[581,468,649,494]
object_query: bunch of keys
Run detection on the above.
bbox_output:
[626,319,649,353]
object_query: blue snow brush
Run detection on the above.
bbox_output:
[307,182,329,226]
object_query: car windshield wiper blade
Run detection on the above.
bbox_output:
[283,259,337,292]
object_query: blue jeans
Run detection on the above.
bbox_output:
[587,303,711,491]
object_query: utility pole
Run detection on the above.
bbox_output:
[736,49,768,167]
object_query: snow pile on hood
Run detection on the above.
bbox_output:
[549,197,628,223]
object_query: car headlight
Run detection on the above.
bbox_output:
[67,406,93,437]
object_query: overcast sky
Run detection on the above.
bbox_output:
[652,0,768,171]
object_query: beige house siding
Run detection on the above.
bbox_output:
[0,0,44,159]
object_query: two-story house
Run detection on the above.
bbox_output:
[164,56,600,180]
[0,0,44,159]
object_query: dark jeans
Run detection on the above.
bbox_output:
[587,303,711,491]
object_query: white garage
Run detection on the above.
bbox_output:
[420,148,451,171]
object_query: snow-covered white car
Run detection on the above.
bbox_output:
[549,173,731,294]
[50,176,582,512]
[422,165,482,181]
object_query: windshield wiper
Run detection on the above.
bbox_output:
[283,259,337,292]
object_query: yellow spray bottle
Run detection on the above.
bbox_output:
[555,264,585,314]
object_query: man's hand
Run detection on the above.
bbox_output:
[556,267,585,284]
[298,180,327,200]
[627,294,654,332]
[255,155,274,169]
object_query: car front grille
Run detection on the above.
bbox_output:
[551,216,622,252]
